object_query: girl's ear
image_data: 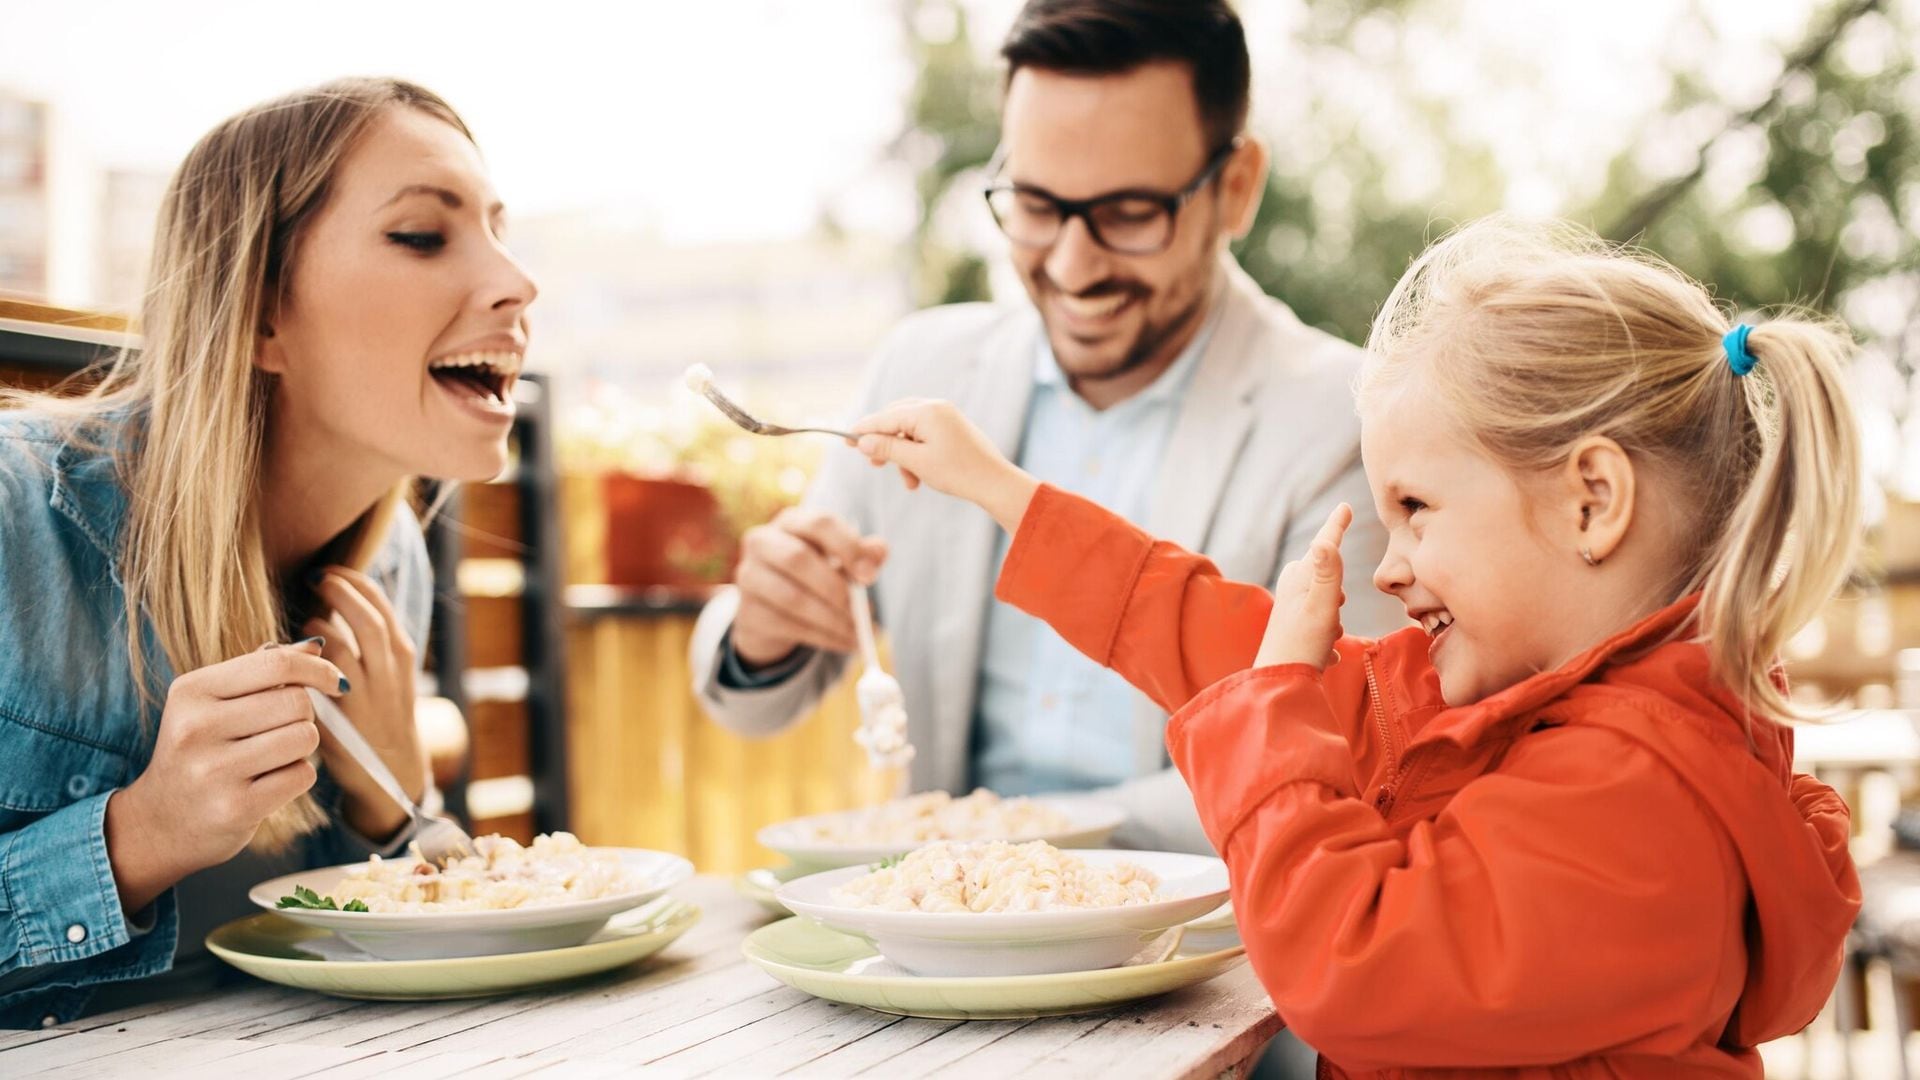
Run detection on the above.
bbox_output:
[1565,436,1635,565]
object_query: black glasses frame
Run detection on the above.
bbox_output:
[981,138,1242,255]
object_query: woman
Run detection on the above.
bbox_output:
[0,77,536,1027]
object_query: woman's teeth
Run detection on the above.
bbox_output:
[428,351,521,404]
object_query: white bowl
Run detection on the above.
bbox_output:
[249,848,693,960]
[774,849,1229,977]
[758,797,1127,872]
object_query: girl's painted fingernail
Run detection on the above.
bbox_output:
[297,635,326,649]
[338,676,352,694]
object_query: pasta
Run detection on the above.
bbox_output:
[803,789,1073,846]
[329,832,642,913]
[832,840,1159,913]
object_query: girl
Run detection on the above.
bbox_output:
[0,78,535,1026]
[850,217,1861,1076]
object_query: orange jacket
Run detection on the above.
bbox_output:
[996,484,1860,1078]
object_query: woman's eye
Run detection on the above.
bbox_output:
[387,231,446,253]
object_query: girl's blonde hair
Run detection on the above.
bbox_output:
[1361,215,1862,724]
[5,78,472,850]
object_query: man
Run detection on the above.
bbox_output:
[690,0,1402,854]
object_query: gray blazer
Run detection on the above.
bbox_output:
[690,258,1405,853]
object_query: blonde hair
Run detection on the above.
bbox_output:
[4,78,471,850]
[1361,215,1862,724]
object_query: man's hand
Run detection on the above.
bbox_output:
[730,507,888,668]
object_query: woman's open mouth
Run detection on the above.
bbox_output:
[427,351,520,418]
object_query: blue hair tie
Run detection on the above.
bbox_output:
[1724,323,1757,377]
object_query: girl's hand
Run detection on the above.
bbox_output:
[1256,504,1353,670]
[851,399,1040,532]
[105,639,348,914]
[305,567,427,841]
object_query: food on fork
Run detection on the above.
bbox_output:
[832,840,1160,913]
[683,362,716,395]
[324,832,644,913]
[805,789,1072,846]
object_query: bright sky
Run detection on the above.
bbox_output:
[0,0,1838,304]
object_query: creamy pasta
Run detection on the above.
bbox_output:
[832,840,1159,913]
[804,789,1073,846]
[329,832,642,913]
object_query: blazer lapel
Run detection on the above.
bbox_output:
[1145,259,1266,552]
[917,309,1041,793]
[1132,262,1269,773]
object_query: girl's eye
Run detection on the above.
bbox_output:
[1399,496,1427,516]
[387,231,446,253]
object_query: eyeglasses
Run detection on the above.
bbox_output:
[982,139,1240,256]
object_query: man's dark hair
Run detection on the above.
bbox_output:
[1000,0,1250,152]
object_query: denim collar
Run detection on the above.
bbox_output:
[47,419,136,583]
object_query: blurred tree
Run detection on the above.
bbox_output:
[897,0,1918,372]
[1592,0,1917,374]
[897,0,1001,307]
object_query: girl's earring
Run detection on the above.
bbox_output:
[1580,546,1599,567]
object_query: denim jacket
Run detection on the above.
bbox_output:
[0,410,433,1028]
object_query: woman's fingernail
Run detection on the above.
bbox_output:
[305,569,327,587]
[338,676,352,694]
[298,635,326,649]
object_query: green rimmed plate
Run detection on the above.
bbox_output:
[207,896,700,1001]
[742,916,1246,1020]
[735,864,806,915]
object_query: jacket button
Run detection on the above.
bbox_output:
[66,775,90,798]
[66,924,86,944]
[40,1015,57,1028]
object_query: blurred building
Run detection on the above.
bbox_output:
[96,168,166,314]
[513,215,914,418]
[0,91,50,299]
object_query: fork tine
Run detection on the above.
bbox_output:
[700,386,770,434]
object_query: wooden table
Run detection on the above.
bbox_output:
[0,877,1282,1079]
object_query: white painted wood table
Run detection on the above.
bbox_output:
[0,876,1282,1079]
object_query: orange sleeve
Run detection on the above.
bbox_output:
[1169,671,1746,1069]
[994,482,1273,711]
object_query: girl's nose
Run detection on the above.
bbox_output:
[1373,549,1411,595]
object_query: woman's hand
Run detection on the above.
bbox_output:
[105,639,348,915]
[851,399,1040,532]
[1256,504,1353,670]
[304,567,427,842]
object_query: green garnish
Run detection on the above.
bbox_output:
[873,853,906,871]
[276,885,369,912]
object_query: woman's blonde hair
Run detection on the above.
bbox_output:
[1361,215,1862,724]
[5,77,471,850]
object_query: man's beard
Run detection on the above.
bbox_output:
[1042,279,1209,384]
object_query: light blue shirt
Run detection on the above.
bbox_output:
[972,309,1219,795]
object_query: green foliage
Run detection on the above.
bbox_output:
[898,0,1918,365]
[276,885,369,912]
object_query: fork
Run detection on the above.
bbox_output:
[307,689,476,866]
[848,582,914,776]
[686,364,857,440]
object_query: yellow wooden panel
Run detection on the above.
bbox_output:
[564,612,898,873]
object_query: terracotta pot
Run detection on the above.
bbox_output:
[601,473,733,588]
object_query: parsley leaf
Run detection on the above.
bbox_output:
[276,885,366,912]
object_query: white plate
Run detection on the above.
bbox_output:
[775,849,1229,977]
[250,848,693,960]
[757,797,1126,871]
